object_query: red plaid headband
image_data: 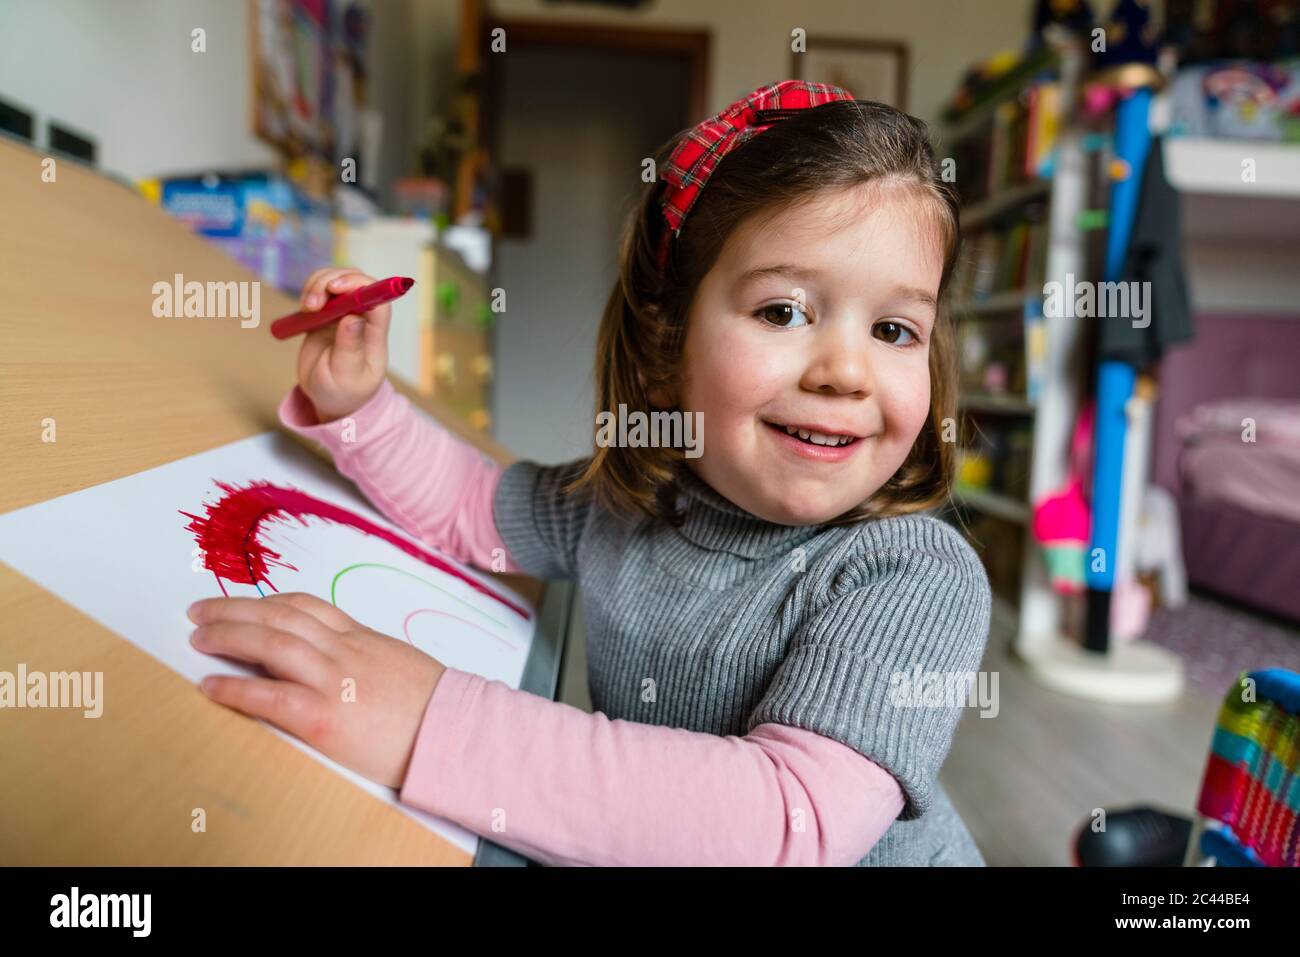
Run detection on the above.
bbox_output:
[654,80,855,277]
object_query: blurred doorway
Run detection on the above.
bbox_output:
[483,20,709,464]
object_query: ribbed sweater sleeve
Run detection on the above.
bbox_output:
[745,518,992,820]
[490,458,597,581]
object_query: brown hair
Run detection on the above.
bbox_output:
[566,98,962,527]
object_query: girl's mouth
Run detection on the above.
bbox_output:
[762,420,865,461]
[762,420,860,447]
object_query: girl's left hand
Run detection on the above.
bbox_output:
[187,592,446,789]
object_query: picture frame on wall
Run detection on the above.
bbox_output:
[251,0,369,163]
[251,0,333,159]
[792,37,909,110]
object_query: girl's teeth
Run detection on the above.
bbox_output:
[781,425,854,446]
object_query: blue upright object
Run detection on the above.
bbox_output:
[1103,89,1153,281]
[1087,361,1134,595]
[1084,87,1153,652]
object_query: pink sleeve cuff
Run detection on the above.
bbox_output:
[278,378,402,457]
[277,380,522,574]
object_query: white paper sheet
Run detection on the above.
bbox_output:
[0,431,537,858]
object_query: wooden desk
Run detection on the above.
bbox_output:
[0,138,547,865]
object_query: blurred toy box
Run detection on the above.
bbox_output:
[1170,60,1300,142]
[140,171,334,293]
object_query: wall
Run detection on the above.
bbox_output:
[486,0,1039,127]
[0,0,440,198]
[492,45,687,463]
[1,0,278,177]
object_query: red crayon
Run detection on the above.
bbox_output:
[270,276,415,340]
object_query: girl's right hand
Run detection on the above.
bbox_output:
[295,267,393,423]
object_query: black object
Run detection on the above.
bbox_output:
[48,123,96,165]
[1084,587,1111,653]
[1098,134,1195,367]
[1094,0,1161,70]
[1031,0,1095,46]
[1074,805,1193,866]
[0,97,34,142]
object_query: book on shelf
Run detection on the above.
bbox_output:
[1025,82,1062,178]
[954,219,1048,304]
[1024,295,1046,405]
[954,79,1061,204]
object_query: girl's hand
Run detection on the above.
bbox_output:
[295,267,393,423]
[188,592,446,790]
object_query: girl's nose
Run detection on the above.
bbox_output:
[800,321,874,397]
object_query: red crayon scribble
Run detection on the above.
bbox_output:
[180,481,530,620]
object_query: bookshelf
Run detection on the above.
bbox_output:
[941,32,1091,659]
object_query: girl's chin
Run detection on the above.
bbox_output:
[696,454,873,524]
[749,485,866,526]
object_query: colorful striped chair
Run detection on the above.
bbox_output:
[1185,669,1300,867]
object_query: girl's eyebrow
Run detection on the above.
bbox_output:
[736,263,821,286]
[737,266,939,312]
[893,287,939,310]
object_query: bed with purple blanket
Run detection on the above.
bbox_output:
[1152,313,1300,624]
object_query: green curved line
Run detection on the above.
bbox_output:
[330,563,508,631]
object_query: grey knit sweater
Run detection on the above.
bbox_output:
[492,457,992,866]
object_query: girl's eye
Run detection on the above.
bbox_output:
[755,302,810,328]
[874,320,917,346]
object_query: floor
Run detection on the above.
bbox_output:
[942,603,1219,866]
[945,589,1300,866]
[1144,590,1300,695]
[557,588,1297,866]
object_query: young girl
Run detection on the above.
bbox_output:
[188,81,992,866]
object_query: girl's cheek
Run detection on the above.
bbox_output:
[688,319,775,404]
[895,373,933,440]
[872,352,929,430]
[718,352,788,424]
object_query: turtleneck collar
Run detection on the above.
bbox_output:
[670,466,827,560]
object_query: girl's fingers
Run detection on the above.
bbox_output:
[300,265,341,292]
[299,267,336,300]
[260,592,357,633]
[188,596,339,654]
[298,323,338,381]
[323,273,374,296]
[300,267,354,308]
[301,268,374,309]
[200,674,329,743]
[329,315,369,380]
[361,306,391,369]
[191,622,335,689]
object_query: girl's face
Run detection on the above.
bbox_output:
[674,182,945,526]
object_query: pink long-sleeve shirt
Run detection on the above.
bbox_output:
[278,378,905,865]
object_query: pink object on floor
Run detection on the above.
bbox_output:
[1110,576,1153,642]
[1032,400,1095,595]
[1033,476,1091,545]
